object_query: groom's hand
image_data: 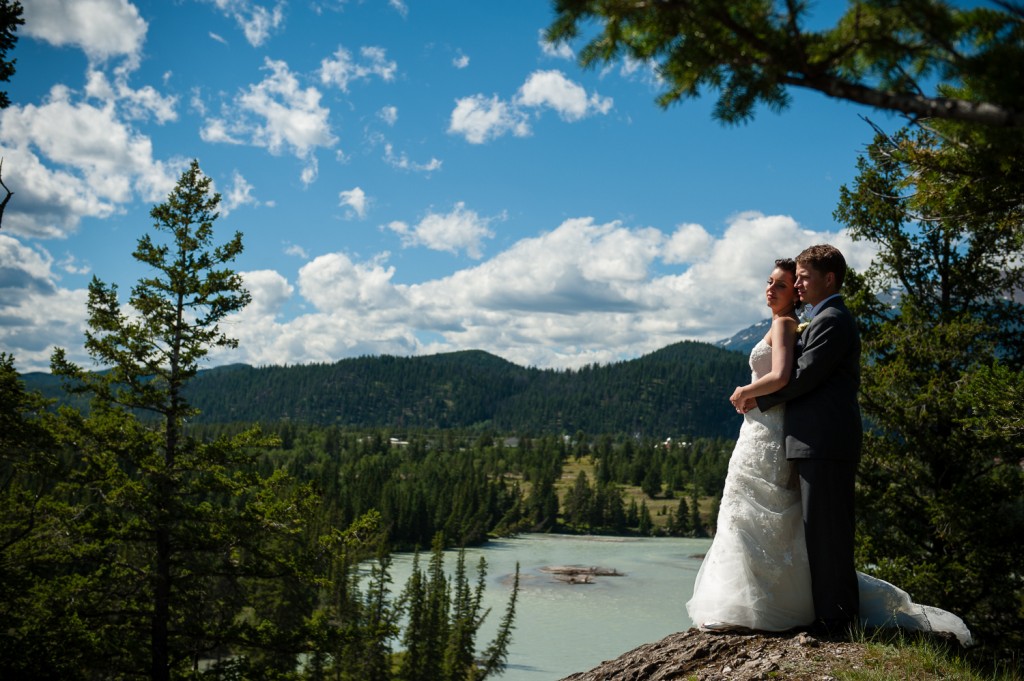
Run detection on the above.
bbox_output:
[729,387,757,413]
[737,397,757,413]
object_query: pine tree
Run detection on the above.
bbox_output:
[50,160,311,679]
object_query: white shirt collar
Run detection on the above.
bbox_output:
[809,293,842,318]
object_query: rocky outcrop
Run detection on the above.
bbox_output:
[559,628,870,681]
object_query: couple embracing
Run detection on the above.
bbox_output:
[686,244,972,646]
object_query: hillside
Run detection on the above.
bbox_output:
[21,340,751,438]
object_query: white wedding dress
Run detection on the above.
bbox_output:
[685,339,973,646]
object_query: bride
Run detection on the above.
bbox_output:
[685,258,972,646]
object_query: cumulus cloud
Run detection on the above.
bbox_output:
[319,46,397,92]
[383,144,442,173]
[539,30,574,60]
[221,171,268,214]
[0,234,89,371]
[84,69,178,123]
[239,269,294,317]
[209,0,286,47]
[448,94,530,144]
[217,212,876,370]
[449,71,610,144]
[385,202,496,259]
[516,70,613,121]
[0,85,179,238]
[201,58,337,178]
[339,187,368,219]
[23,0,148,62]
[453,53,470,69]
[298,251,404,312]
[5,208,877,375]
[664,223,714,265]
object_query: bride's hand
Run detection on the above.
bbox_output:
[729,386,747,409]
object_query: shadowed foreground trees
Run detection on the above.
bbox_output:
[837,126,1024,647]
[0,161,522,679]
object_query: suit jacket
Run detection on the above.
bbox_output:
[755,297,862,461]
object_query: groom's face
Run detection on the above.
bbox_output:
[795,263,835,307]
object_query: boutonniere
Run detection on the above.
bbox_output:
[796,305,812,334]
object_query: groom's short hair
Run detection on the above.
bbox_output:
[797,244,847,289]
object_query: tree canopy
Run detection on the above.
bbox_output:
[0,0,22,110]
[547,0,1024,127]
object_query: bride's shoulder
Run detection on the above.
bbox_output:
[768,316,799,345]
[770,316,799,331]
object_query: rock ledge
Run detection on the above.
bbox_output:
[559,628,870,681]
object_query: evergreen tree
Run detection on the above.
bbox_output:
[837,127,1024,645]
[641,464,662,499]
[669,497,691,537]
[689,487,706,538]
[49,160,311,679]
[638,500,653,536]
[563,470,593,530]
[398,535,519,681]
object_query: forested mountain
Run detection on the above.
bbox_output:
[23,340,751,438]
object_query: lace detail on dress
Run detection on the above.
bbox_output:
[685,339,813,631]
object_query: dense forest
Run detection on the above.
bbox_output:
[22,341,752,438]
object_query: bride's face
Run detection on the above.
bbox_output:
[765,267,798,315]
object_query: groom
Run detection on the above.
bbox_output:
[750,244,862,637]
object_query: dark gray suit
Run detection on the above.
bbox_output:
[756,296,861,631]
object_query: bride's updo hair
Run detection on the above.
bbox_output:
[774,258,800,307]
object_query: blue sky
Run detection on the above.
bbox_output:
[2,0,896,373]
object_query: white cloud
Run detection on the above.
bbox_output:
[449,71,610,144]
[23,0,148,62]
[516,70,613,121]
[300,156,320,186]
[539,30,574,60]
[284,243,309,259]
[210,0,286,47]
[239,269,294,318]
[453,53,470,69]
[219,212,876,371]
[0,234,89,371]
[339,186,368,219]
[298,251,404,312]
[202,58,338,174]
[319,46,397,92]
[385,202,495,259]
[389,0,408,18]
[383,143,442,173]
[0,85,179,238]
[4,202,877,374]
[664,223,714,265]
[240,59,337,156]
[379,106,398,126]
[84,69,178,123]
[221,171,265,214]
[200,118,242,145]
[448,94,530,144]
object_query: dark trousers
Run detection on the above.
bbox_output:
[796,458,859,627]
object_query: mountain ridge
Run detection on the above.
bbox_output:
[20,332,759,438]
